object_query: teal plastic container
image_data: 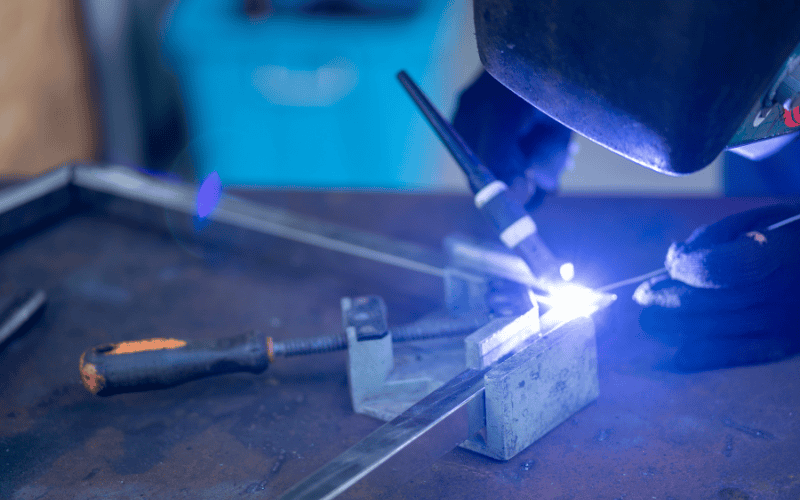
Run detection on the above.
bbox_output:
[162,0,464,188]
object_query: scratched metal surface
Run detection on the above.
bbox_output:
[1,191,799,500]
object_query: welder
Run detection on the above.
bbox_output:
[452,0,800,372]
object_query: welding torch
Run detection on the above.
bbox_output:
[397,71,571,286]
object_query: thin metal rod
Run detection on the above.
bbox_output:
[599,210,800,292]
[72,165,484,284]
[767,212,800,230]
[598,268,668,292]
[0,289,47,348]
[273,312,490,357]
[277,367,488,500]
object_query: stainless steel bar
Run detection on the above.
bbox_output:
[72,165,481,283]
[0,289,47,348]
[0,165,74,241]
[277,367,489,500]
[281,301,614,500]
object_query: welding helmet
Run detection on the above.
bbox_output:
[474,0,800,174]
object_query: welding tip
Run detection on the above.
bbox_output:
[397,71,562,282]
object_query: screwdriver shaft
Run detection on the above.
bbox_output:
[273,312,489,357]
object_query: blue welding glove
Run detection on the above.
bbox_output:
[453,71,574,210]
[633,204,800,371]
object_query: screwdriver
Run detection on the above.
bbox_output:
[78,312,488,396]
[397,71,570,285]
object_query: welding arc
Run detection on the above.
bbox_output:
[599,210,800,293]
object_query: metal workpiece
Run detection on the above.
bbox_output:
[292,309,599,497]
[462,315,599,460]
[463,304,599,461]
[2,164,546,302]
[345,292,599,463]
[443,265,489,316]
[278,367,489,500]
[444,236,543,317]
[342,297,491,419]
[71,164,482,285]
[445,236,540,288]
[75,162,444,273]
[464,303,540,371]
[342,296,389,341]
[0,289,47,349]
[0,165,74,242]
[344,296,395,414]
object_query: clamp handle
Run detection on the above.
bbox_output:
[79,330,271,396]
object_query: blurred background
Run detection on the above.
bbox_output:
[0,0,778,196]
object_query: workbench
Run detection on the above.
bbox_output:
[1,190,798,500]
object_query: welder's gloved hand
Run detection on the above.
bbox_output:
[634,204,800,371]
[453,71,575,210]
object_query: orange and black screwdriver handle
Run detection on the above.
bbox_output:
[79,331,274,396]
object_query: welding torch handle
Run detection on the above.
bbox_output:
[397,71,492,193]
[397,71,560,280]
[79,330,271,396]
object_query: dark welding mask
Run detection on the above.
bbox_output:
[474,0,800,174]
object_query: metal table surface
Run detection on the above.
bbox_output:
[1,191,799,500]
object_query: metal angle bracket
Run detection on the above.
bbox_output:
[344,292,599,461]
[280,301,599,500]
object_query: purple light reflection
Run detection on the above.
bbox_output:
[196,171,222,218]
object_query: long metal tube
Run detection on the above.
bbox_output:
[71,165,483,284]
[276,367,489,500]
